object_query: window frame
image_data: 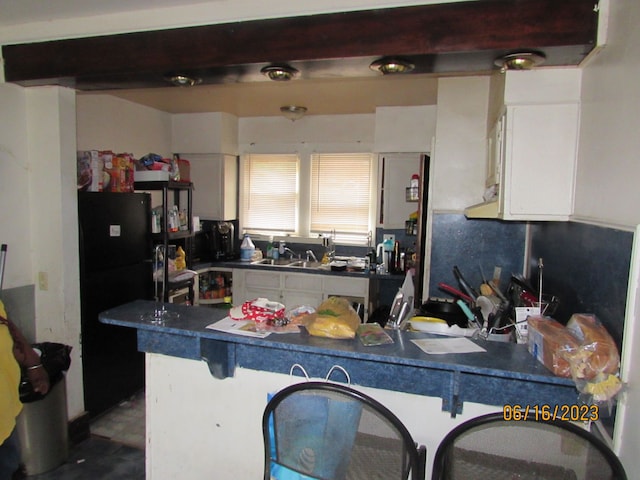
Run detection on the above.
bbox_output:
[240,151,377,245]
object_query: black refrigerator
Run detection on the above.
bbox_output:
[78,191,152,418]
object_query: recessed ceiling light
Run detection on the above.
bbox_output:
[280,105,307,121]
[165,74,202,87]
[494,52,546,73]
[369,57,415,75]
[261,65,299,81]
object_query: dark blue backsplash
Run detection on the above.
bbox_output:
[428,214,527,299]
[529,222,632,349]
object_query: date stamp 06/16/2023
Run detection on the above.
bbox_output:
[502,404,599,422]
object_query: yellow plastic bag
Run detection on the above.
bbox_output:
[302,297,360,339]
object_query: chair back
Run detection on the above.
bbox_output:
[263,381,426,480]
[431,412,627,480]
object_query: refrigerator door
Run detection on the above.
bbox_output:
[78,192,151,271]
[80,262,151,417]
[78,191,152,417]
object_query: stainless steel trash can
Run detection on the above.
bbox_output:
[15,376,69,475]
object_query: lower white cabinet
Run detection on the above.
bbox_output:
[233,269,369,319]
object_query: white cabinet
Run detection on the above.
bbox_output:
[466,69,580,221]
[233,269,369,319]
[233,269,324,310]
[465,103,578,221]
[378,153,423,228]
[179,153,237,220]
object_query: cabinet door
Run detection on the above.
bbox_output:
[379,153,422,228]
[503,104,578,219]
[486,114,504,189]
[182,153,237,220]
[282,273,323,308]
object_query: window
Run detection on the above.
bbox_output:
[241,152,375,244]
[310,153,374,242]
[241,154,298,233]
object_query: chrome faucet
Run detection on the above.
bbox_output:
[283,247,298,260]
[306,250,318,262]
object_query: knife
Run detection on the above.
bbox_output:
[453,266,478,302]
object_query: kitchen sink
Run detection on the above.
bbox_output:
[249,258,326,270]
[250,258,292,266]
[287,260,324,269]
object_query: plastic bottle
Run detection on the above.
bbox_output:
[410,174,420,201]
[272,241,280,260]
[175,246,186,270]
[266,236,274,259]
[151,210,161,233]
[168,205,179,232]
[240,234,256,262]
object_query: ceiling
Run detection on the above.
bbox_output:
[1,0,597,117]
[83,74,440,117]
[0,0,440,116]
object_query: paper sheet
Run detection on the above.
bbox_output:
[206,316,271,338]
[411,337,486,355]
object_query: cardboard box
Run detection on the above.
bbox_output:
[177,158,190,182]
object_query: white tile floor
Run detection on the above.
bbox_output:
[90,390,145,450]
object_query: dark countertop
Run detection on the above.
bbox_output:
[192,260,406,280]
[100,299,578,416]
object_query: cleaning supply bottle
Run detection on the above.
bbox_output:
[175,246,186,271]
[240,234,255,262]
[266,236,274,259]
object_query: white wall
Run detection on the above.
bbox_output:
[76,95,172,158]
[26,86,84,418]
[0,83,31,288]
[239,113,375,152]
[574,0,640,229]
[578,0,640,473]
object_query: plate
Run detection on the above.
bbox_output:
[410,316,477,337]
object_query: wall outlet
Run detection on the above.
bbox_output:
[38,271,48,291]
[383,234,395,244]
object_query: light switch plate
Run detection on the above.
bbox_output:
[383,234,395,243]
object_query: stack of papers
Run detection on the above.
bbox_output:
[206,317,271,338]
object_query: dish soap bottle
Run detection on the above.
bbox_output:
[240,234,255,262]
[175,246,186,271]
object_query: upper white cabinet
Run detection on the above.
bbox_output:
[172,112,239,220]
[374,106,436,153]
[181,153,238,220]
[465,69,580,221]
[378,153,423,229]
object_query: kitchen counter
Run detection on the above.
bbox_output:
[100,299,578,415]
[194,259,392,278]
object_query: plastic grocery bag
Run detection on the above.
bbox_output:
[301,297,360,339]
[269,392,362,480]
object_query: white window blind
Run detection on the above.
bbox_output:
[241,154,298,233]
[310,153,373,239]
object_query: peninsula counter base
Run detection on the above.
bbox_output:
[98,301,581,479]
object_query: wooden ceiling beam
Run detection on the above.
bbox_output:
[2,0,598,90]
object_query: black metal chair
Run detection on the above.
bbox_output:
[263,381,426,480]
[431,412,627,480]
